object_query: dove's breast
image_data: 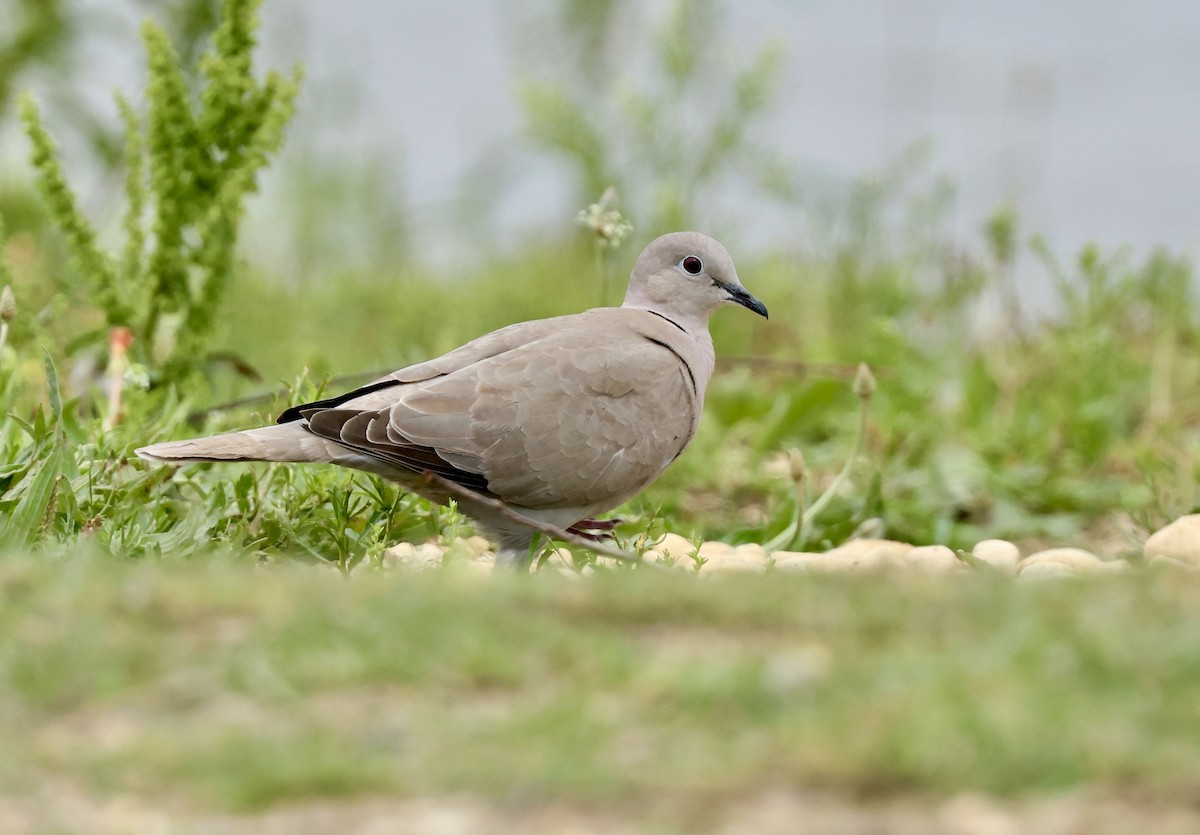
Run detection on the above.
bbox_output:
[470,309,713,512]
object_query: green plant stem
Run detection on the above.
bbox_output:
[768,393,870,553]
[763,473,807,552]
[595,245,608,306]
[805,394,869,529]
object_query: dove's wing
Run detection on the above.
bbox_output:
[301,308,708,511]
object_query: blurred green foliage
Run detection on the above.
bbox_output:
[0,0,69,121]
[517,0,794,232]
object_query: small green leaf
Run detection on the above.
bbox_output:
[7,413,38,441]
[44,351,62,424]
[3,441,64,549]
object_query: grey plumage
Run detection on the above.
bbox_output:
[137,231,767,567]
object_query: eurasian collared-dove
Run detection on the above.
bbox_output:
[137,232,767,567]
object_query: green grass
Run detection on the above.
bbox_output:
[2,553,1198,820]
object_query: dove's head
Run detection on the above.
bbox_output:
[622,232,767,329]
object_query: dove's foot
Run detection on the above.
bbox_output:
[567,517,625,541]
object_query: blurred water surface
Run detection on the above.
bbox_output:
[7,0,1199,272]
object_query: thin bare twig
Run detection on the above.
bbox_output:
[716,357,891,378]
[184,368,386,425]
[420,470,669,571]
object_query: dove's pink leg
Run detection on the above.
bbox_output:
[566,517,625,541]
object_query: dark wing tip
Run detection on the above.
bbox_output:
[276,378,403,424]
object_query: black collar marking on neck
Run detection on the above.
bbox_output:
[642,335,698,398]
[642,309,688,333]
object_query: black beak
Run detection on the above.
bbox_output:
[721,282,768,319]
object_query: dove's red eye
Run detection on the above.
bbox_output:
[681,256,703,275]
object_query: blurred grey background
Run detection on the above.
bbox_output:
[3,0,1198,273]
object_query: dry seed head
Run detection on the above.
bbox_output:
[576,187,633,249]
[787,448,808,482]
[0,285,14,321]
[853,362,876,399]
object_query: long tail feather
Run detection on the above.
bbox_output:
[135,424,339,464]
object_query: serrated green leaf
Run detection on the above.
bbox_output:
[3,440,64,549]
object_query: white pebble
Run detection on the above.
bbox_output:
[854,545,909,572]
[771,552,845,572]
[971,539,1020,574]
[383,542,445,570]
[828,539,915,559]
[1020,548,1103,572]
[734,543,769,563]
[904,545,966,573]
[542,547,574,570]
[464,535,493,556]
[645,532,699,564]
[697,540,735,560]
[1143,514,1200,566]
[700,557,768,575]
[1018,562,1077,581]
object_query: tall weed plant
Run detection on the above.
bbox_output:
[19,0,299,384]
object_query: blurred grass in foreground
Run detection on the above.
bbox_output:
[1,553,1198,821]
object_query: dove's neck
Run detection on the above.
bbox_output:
[620,302,717,404]
[620,301,714,339]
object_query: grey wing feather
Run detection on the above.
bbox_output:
[277,318,566,423]
[305,407,491,493]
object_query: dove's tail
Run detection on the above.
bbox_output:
[136,423,341,465]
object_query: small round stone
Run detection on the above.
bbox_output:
[1018,562,1077,580]
[1020,548,1103,572]
[542,548,575,570]
[464,535,493,556]
[697,540,735,560]
[971,539,1020,574]
[734,543,769,562]
[771,552,843,572]
[828,539,915,559]
[1143,514,1200,566]
[646,532,699,564]
[384,542,446,570]
[700,557,768,574]
[855,545,909,572]
[904,545,966,573]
